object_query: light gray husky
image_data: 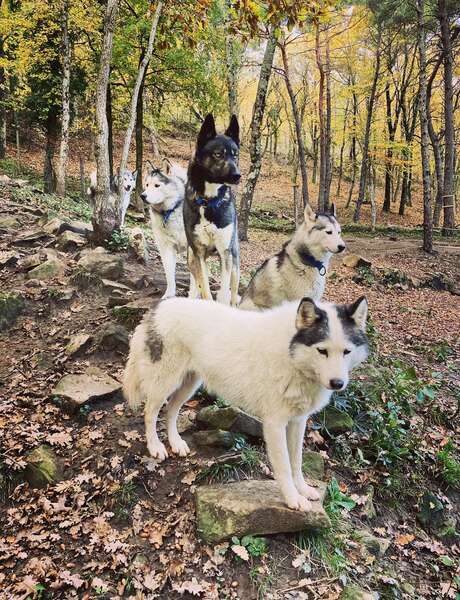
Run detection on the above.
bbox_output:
[140,161,192,299]
[123,295,368,511]
[239,204,345,310]
[88,169,137,229]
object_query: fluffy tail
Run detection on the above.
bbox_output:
[123,354,145,410]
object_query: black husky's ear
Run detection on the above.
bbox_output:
[347,296,368,331]
[330,203,336,217]
[197,114,217,149]
[225,114,240,145]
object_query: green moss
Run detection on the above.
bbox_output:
[0,292,24,331]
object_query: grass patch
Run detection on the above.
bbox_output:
[113,480,139,520]
[70,266,102,290]
[196,444,266,484]
[106,230,130,253]
[437,440,460,489]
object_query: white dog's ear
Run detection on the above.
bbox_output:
[348,296,368,331]
[163,159,172,175]
[330,203,336,217]
[296,297,321,330]
[132,170,138,181]
[304,204,316,223]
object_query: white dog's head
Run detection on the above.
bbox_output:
[290,296,369,391]
[113,169,137,194]
[297,204,345,255]
[140,161,185,212]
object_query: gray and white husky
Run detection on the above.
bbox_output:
[239,204,345,310]
[88,169,137,229]
[123,295,368,511]
[140,161,190,299]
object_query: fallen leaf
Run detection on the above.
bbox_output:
[231,544,249,561]
[395,533,415,546]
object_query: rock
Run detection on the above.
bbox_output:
[56,287,75,301]
[196,405,263,438]
[101,279,133,292]
[52,366,121,412]
[340,585,378,600]
[18,252,45,271]
[107,293,131,308]
[0,292,24,331]
[355,529,390,557]
[196,479,330,543]
[65,220,93,235]
[360,485,377,520]
[122,272,150,290]
[0,215,19,229]
[193,429,244,449]
[177,410,196,434]
[418,491,451,532]
[77,247,124,280]
[0,251,20,268]
[57,230,87,251]
[94,322,129,352]
[42,217,66,235]
[12,228,51,246]
[112,298,157,330]
[26,257,66,280]
[65,333,92,356]
[342,254,372,269]
[303,450,325,480]
[24,445,63,489]
[128,227,148,263]
[317,406,354,433]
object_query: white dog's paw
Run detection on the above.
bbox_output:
[147,440,169,461]
[295,479,321,501]
[285,490,312,512]
[216,289,231,305]
[161,290,176,300]
[170,437,190,457]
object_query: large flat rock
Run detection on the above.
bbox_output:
[196,405,263,438]
[52,366,121,411]
[195,479,330,543]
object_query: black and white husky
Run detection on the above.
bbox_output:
[240,205,345,310]
[183,113,241,306]
[88,169,137,229]
[140,161,190,298]
[123,295,368,511]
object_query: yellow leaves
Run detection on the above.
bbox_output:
[395,533,415,546]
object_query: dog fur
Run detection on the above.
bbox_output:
[183,114,241,305]
[123,295,368,511]
[87,169,137,229]
[239,204,345,310]
[140,161,190,298]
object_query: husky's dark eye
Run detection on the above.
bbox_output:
[214,151,223,159]
[344,349,351,356]
[326,231,333,235]
[317,348,328,357]
[154,183,160,188]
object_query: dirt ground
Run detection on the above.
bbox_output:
[0,174,459,600]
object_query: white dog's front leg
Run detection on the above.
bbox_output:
[287,417,320,500]
[158,243,177,298]
[263,421,311,511]
[188,273,199,298]
[217,249,232,305]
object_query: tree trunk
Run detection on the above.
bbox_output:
[279,41,309,207]
[238,29,277,241]
[135,69,145,213]
[383,84,395,212]
[107,82,114,180]
[438,0,456,235]
[0,31,6,159]
[118,1,163,216]
[324,28,332,210]
[56,0,71,197]
[315,24,327,211]
[336,99,349,197]
[225,0,241,118]
[417,0,433,253]
[312,121,318,184]
[92,0,119,243]
[346,90,358,208]
[353,28,382,222]
[43,106,59,193]
[79,153,85,200]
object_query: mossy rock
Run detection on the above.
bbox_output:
[112,298,157,330]
[340,585,378,600]
[355,528,390,557]
[303,450,325,480]
[196,405,263,438]
[0,292,24,331]
[26,258,65,280]
[192,429,244,449]
[24,445,63,489]
[317,405,353,433]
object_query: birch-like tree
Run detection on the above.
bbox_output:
[55,0,71,197]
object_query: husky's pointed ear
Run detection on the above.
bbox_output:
[330,203,336,217]
[163,158,172,175]
[296,297,322,330]
[347,296,368,331]
[225,114,240,145]
[132,170,138,181]
[304,204,316,223]
[197,114,217,149]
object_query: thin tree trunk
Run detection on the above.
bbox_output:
[312,121,318,184]
[336,99,349,197]
[0,32,6,160]
[92,0,119,243]
[107,82,114,180]
[238,28,277,241]
[56,0,71,197]
[315,24,327,211]
[438,0,456,235]
[135,68,145,213]
[354,28,381,222]
[417,0,433,252]
[324,28,332,209]
[279,41,309,207]
[44,107,59,193]
[383,84,395,212]
[225,0,240,118]
[118,1,163,216]
[79,153,85,199]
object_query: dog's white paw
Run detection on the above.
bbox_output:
[295,479,321,500]
[170,437,190,457]
[285,490,312,512]
[216,290,231,305]
[147,440,169,461]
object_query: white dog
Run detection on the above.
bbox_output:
[123,295,368,511]
[88,169,137,228]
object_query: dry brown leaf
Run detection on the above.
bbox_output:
[231,544,249,561]
[395,533,415,546]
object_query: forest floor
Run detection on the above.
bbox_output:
[0,136,460,600]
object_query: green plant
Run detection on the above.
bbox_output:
[249,566,274,599]
[214,396,230,408]
[47,288,64,300]
[114,481,139,520]
[437,441,460,489]
[430,341,455,363]
[106,230,130,252]
[70,266,101,289]
[232,535,268,558]
[326,478,356,518]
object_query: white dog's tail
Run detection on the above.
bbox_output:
[123,354,145,410]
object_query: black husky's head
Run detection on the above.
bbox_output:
[193,114,241,186]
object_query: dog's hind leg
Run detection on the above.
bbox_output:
[230,255,240,307]
[287,417,320,500]
[263,420,311,511]
[158,242,177,298]
[166,372,202,456]
[188,251,213,300]
[216,249,232,305]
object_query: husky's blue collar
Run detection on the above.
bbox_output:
[161,198,182,225]
[195,185,229,209]
[296,246,327,276]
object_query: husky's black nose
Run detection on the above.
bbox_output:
[228,172,241,184]
[140,192,147,201]
[329,378,344,390]
[337,244,345,253]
